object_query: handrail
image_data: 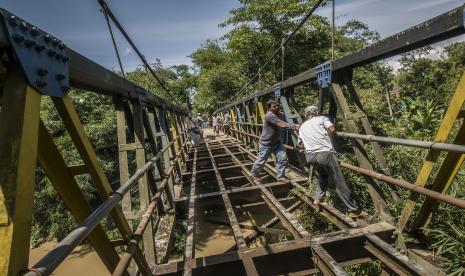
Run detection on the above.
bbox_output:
[113,139,188,276]
[227,125,465,211]
[232,122,465,154]
[336,132,465,154]
[340,162,465,209]
[25,131,187,276]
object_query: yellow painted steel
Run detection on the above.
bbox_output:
[52,96,149,272]
[114,97,132,223]
[37,121,120,272]
[410,120,465,230]
[168,111,181,154]
[397,71,465,231]
[0,72,41,275]
[256,100,266,137]
[229,108,238,139]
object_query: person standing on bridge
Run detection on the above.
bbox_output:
[223,113,231,136]
[251,99,299,183]
[298,105,367,218]
[212,113,220,137]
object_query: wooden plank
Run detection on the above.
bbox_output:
[0,68,41,275]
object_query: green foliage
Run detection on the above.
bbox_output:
[427,223,465,275]
[125,61,196,109]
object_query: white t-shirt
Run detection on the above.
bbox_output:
[298,116,334,153]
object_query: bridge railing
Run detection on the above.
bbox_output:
[25,132,188,276]
[215,3,465,242]
[0,8,189,276]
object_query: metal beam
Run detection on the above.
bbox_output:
[205,141,247,249]
[218,4,465,111]
[0,67,41,275]
[184,148,197,276]
[154,222,396,275]
[37,121,120,273]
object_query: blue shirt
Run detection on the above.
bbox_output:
[259,111,290,146]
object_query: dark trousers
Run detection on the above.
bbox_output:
[306,151,359,211]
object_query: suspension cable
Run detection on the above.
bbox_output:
[101,7,125,76]
[225,0,325,104]
[97,0,184,107]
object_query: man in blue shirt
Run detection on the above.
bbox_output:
[251,99,299,183]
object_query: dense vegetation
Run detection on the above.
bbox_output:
[33,0,465,274]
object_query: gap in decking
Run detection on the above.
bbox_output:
[194,198,238,257]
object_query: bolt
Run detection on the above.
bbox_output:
[62,56,69,63]
[25,39,36,47]
[12,33,25,43]
[44,34,52,43]
[8,16,17,26]
[52,39,58,47]
[47,49,56,57]
[37,68,48,76]
[56,74,66,81]
[36,79,47,88]
[30,27,40,36]
[34,44,45,52]
[20,22,28,31]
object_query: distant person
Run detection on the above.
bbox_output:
[194,113,204,129]
[187,115,201,146]
[212,113,220,136]
[298,105,367,218]
[223,114,231,136]
[251,99,299,183]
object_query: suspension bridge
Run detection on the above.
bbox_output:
[1,1,465,275]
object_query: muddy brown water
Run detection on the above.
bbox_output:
[29,242,109,275]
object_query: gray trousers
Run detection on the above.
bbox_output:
[305,151,359,211]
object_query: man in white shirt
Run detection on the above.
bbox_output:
[298,105,367,218]
[212,113,220,136]
[187,115,201,146]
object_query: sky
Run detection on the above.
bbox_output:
[0,0,463,72]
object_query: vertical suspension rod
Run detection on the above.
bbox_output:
[96,0,182,107]
[101,6,125,76]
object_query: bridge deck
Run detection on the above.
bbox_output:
[154,130,428,275]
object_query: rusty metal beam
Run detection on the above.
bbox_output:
[205,141,247,249]
[183,148,198,276]
[154,222,396,275]
[220,140,310,239]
